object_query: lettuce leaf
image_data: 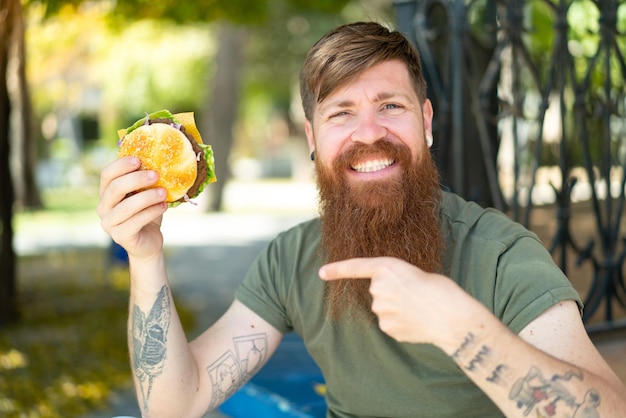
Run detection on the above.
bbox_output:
[126,109,178,135]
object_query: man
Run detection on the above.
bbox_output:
[97,21,626,417]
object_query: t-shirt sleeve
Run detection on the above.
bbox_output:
[235,238,293,334]
[494,235,583,333]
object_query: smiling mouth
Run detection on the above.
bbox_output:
[351,158,395,173]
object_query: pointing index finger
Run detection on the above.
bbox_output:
[319,257,387,281]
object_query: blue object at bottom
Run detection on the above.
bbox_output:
[219,333,326,417]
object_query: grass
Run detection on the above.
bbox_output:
[1,187,194,417]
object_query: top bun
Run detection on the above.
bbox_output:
[118,123,198,202]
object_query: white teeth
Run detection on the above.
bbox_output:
[352,159,394,173]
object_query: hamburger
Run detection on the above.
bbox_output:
[117,109,216,206]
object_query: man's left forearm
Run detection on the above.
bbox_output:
[448,312,626,417]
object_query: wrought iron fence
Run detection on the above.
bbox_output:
[393,0,626,331]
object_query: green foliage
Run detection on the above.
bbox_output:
[525,0,554,63]
[29,0,84,18]
[25,4,215,145]
[30,0,350,25]
[101,20,214,119]
[243,0,349,108]
[26,3,110,114]
[112,0,267,25]
[524,0,626,90]
[28,0,265,24]
[286,0,351,14]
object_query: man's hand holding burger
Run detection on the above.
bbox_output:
[98,110,216,261]
[98,155,168,261]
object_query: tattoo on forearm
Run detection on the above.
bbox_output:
[130,285,171,412]
[452,333,494,375]
[486,364,512,387]
[206,333,268,410]
[465,345,490,372]
[509,366,601,417]
[451,332,475,359]
[452,332,602,417]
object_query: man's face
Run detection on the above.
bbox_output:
[304,59,433,186]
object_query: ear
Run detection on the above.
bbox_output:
[422,99,434,138]
[304,119,315,153]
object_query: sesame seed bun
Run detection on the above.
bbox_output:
[119,123,198,202]
[117,110,216,205]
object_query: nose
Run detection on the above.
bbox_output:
[350,111,387,144]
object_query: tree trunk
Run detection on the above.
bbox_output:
[201,22,246,212]
[0,0,19,326]
[8,0,41,210]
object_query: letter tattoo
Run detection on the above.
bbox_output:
[452,332,475,359]
[130,285,171,412]
[486,364,513,387]
[465,345,491,372]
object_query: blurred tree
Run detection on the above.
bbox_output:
[0,0,21,325]
[203,22,246,210]
[7,0,41,211]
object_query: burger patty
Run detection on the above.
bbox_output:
[149,118,209,201]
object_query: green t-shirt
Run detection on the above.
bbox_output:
[235,192,582,417]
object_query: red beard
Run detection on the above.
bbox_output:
[316,140,445,321]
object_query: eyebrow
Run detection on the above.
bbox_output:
[317,98,352,115]
[318,91,415,116]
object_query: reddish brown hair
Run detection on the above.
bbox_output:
[299,21,428,121]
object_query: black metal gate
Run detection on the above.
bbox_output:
[393,0,626,331]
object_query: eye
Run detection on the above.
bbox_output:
[382,103,402,110]
[329,111,349,119]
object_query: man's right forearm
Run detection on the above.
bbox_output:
[127,253,201,417]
